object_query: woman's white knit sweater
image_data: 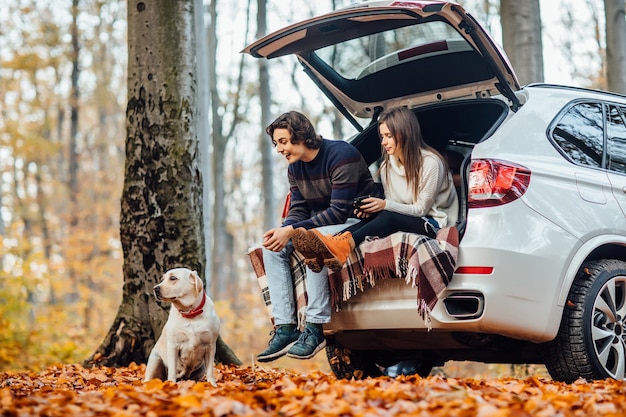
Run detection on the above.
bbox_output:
[381,150,459,227]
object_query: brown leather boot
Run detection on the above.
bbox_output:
[291,228,326,273]
[310,230,355,271]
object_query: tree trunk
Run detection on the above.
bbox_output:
[87,0,240,368]
[500,0,544,85]
[194,0,214,290]
[605,0,626,94]
[207,0,246,299]
[68,0,81,311]
[207,0,230,298]
[258,0,276,231]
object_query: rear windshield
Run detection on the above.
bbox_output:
[315,20,469,80]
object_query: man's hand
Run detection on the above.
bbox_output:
[262,225,294,252]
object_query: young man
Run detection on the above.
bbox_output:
[257,111,378,362]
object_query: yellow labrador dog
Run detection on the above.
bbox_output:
[144,268,220,385]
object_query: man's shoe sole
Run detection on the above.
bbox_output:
[309,231,345,272]
[256,341,297,363]
[286,339,327,359]
[291,229,325,273]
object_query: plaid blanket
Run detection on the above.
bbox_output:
[247,226,459,331]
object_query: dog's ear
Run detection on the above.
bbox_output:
[191,270,204,294]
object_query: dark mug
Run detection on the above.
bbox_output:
[353,195,371,210]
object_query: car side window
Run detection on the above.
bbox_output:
[607,106,626,174]
[551,102,604,168]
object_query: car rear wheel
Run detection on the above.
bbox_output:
[325,339,383,380]
[325,338,434,379]
[545,259,626,382]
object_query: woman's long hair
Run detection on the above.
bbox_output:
[378,107,447,199]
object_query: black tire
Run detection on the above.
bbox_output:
[325,339,383,380]
[545,259,626,382]
[325,339,434,379]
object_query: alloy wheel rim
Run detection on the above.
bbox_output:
[591,276,626,380]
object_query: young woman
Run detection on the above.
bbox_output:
[291,106,459,271]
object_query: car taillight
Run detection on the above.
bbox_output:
[468,159,531,208]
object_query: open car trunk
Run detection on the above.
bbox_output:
[324,99,537,370]
[349,98,511,235]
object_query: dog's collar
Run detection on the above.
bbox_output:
[179,291,206,319]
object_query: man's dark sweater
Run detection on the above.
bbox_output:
[283,139,378,230]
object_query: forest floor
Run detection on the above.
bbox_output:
[2,362,626,416]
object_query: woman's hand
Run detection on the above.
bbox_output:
[355,197,385,217]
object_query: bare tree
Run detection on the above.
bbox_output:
[67,0,82,307]
[195,0,214,289]
[605,0,626,93]
[88,0,239,367]
[258,0,275,231]
[207,0,248,298]
[500,0,544,85]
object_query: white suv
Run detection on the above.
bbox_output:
[244,1,626,382]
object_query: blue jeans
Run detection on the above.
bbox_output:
[263,219,359,325]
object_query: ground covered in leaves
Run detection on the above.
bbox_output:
[2,363,626,416]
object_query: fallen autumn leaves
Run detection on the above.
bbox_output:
[1,363,626,416]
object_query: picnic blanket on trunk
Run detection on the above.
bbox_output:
[247,226,459,331]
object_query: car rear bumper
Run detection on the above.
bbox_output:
[326,204,579,344]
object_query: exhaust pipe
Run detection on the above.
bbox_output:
[443,292,484,319]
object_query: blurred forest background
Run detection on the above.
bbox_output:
[0,0,620,376]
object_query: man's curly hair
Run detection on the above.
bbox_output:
[266,111,322,149]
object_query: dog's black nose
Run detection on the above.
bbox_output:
[154,286,160,296]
